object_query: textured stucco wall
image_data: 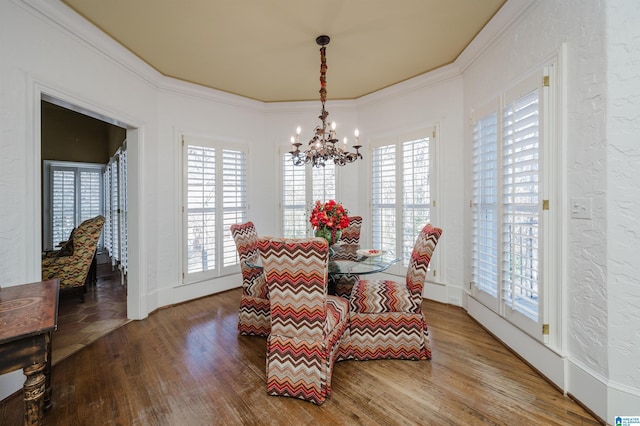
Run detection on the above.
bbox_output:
[606,1,640,391]
[463,0,640,418]
[463,0,609,375]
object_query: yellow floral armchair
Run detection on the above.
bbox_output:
[42,215,105,302]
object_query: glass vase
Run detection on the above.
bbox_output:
[315,227,341,247]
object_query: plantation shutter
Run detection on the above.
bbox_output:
[183,136,247,283]
[222,149,247,267]
[51,168,76,247]
[103,165,112,255]
[312,162,336,202]
[46,162,104,250]
[282,154,308,238]
[186,145,216,274]
[502,87,540,322]
[371,130,435,278]
[372,144,397,255]
[110,160,120,263]
[118,148,128,274]
[472,111,499,299]
[401,138,430,265]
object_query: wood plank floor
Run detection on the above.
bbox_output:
[0,288,601,425]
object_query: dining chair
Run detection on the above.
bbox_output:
[334,215,363,298]
[339,215,362,245]
[258,236,351,404]
[349,223,442,360]
[41,215,105,302]
[230,222,270,337]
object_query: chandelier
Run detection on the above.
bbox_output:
[290,35,362,167]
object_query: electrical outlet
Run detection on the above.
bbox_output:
[571,198,592,219]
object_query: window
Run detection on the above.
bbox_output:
[472,111,499,299]
[371,129,435,277]
[103,145,128,275]
[43,161,104,250]
[471,68,550,339]
[502,88,540,321]
[281,153,336,238]
[183,135,247,283]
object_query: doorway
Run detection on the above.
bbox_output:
[40,98,129,363]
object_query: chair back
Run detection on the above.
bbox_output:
[258,237,329,341]
[230,222,268,299]
[405,224,442,309]
[41,215,104,293]
[339,216,362,245]
[72,215,105,264]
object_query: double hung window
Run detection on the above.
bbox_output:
[471,67,555,340]
[103,146,127,274]
[371,129,436,278]
[43,161,104,250]
[281,153,336,238]
[183,135,247,284]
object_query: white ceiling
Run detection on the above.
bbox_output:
[61,0,506,103]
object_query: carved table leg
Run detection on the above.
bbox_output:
[44,330,53,411]
[23,362,46,426]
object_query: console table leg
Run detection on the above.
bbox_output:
[44,330,53,411]
[23,362,46,426]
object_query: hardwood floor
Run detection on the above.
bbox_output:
[0,288,601,425]
[52,263,128,364]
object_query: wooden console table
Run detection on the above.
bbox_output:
[0,279,59,425]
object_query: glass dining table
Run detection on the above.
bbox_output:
[246,243,401,295]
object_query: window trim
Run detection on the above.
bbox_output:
[181,134,248,285]
[368,127,440,282]
[43,160,105,251]
[469,59,563,346]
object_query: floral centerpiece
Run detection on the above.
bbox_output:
[309,199,350,246]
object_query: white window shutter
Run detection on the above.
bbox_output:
[502,87,540,322]
[186,144,216,274]
[472,111,499,298]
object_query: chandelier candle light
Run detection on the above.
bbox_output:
[290,35,362,167]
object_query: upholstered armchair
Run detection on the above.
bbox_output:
[230,222,270,337]
[349,224,442,360]
[41,215,105,302]
[334,215,363,298]
[258,237,351,404]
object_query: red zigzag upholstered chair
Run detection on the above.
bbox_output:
[230,222,270,337]
[334,215,363,298]
[338,215,362,245]
[349,224,442,361]
[258,237,351,405]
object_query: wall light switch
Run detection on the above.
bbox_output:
[571,198,592,219]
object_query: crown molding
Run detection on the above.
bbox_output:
[455,0,538,73]
[15,0,266,112]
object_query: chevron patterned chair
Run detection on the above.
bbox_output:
[349,223,442,361]
[258,237,351,405]
[230,222,270,337]
[338,215,362,245]
[41,215,105,302]
[334,215,363,298]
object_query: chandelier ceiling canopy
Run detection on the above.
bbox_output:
[290,35,362,168]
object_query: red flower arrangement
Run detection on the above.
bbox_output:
[310,200,349,246]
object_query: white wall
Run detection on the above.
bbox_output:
[605,0,640,417]
[0,0,275,399]
[356,67,466,305]
[461,0,640,422]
